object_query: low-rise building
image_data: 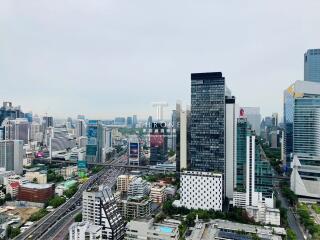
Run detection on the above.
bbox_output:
[25,171,47,184]
[69,221,102,240]
[125,218,179,240]
[117,196,152,220]
[186,219,285,240]
[150,184,166,204]
[17,183,54,203]
[3,175,28,186]
[7,182,20,198]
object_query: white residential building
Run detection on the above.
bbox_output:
[69,221,102,240]
[82,186,124,240]
[127,177,149,198]
[25,171,47,184]
[117,175,136,193]
[180,171,222,211]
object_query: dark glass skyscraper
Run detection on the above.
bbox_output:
[190,72,225,173]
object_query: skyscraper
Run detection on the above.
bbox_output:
[86,120,99,162]
[0,102,24,126]
[2,118,29,144]
[0,140,23,174]
[75,119,86,138]
[304,49,320,82]
[284,80,320,198]
[190,72,226,173]
[149,124,168,165]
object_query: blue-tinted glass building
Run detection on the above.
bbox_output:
[304,49,320,82]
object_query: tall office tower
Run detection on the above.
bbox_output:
[42,116,53,129]
[225,96,236,200]
[24,112,33,123]
[114,117,126,126]
[190,72,226,173]
[82,186,124,240]
[2,118,29,144]
[167,110,176,151]
[0,102,24,126]
[30,122,42,142]
[103,128,112,148]
[240,107,261,135]
[128,135,140,165]
[147,116,152,129]
[77,114,85,120]
[0,140,23,174]
[152,102,168,121]
[234,118,274,207]
[32,114,41,124]
[272,113,278,127]
[304,49,320,82]
[175,102,181,172]
[284,80,320,198]
[86,120,99,162]
[126,116,133,128]
[75,119,86,137]
[149,124,168,165]
[132,115,138,128]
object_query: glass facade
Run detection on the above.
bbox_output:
[304,49,320,82]
[190,72,225,173]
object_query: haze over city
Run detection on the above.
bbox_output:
[1,0,320,119]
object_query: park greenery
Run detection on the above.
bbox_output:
[6,225,21,239]
[47,169,64,183]
[286,229,297,240]
[74,213,82,222]
[280,182,298,206]
[48,196,66,208]
[311,203,320,214]
[142,173,178,185]
[297,203,320,239]
[29,209,48,221]
[64,183,79,198]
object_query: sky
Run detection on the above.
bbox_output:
[0,0,319,120]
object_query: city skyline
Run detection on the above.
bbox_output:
[1,0,320,119]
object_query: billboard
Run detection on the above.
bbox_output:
[78,160,87,169]
[129,143,139,158]
[150,133,164,148]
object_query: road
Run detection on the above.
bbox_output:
[15,153,127,240]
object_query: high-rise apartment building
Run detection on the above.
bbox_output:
[69,221,102,240]
[0,140,23,174]
[82,186,124,240]
[304,49,320,82]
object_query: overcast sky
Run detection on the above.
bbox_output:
[1,0,319,120]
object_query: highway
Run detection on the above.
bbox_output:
[14,153,127,240]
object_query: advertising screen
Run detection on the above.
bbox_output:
[129,143,139,158]
[150,133,164,148]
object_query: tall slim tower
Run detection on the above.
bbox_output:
[190,72,226,173]
[304,49,320,82]
[152,102,168,121]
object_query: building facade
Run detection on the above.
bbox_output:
[180,171,222,211]
[0,140,23,174]
[304,48,320,82]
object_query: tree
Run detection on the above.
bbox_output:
[6,225,21,239]
[48,196,66,208]
[32,177,38,183]
[5,193,12,201]
[74,213,82,222]
[286,229,297,240]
